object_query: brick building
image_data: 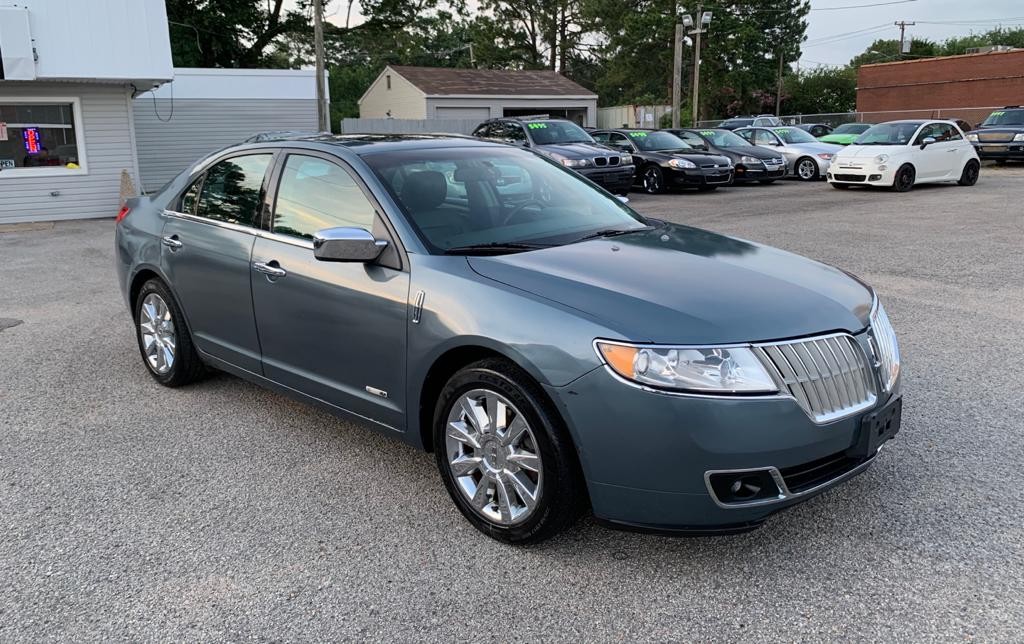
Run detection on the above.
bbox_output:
[857,49,1024,124]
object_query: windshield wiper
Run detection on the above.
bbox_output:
[444,242,549,255]
[572,226,651,244]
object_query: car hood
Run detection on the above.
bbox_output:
[836,144,906,158]
[467,223,873,344]
[784,141,843,154]
[647,149,732,164]
[535,142,617,158]
[820,134,857,144]
[723,145,783,159]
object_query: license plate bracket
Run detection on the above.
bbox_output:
[848,396,902,459]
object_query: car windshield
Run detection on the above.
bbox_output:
[524,121,594,144]
[833,123,871,135]
[981,109,1024,126]
[854,122,923,145]
[626,131,691,151]
[364,146,648,254]
[698,129,750,148]
[772,127,817,144]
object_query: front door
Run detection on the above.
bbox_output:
[913,123,957,179]
[160,152,274,373]
[250,152,410,430]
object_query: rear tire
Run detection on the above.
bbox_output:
[433,358,584,544]
[795,157,819,181]
[891,164,915,192]
[958,159,980,186]
[134,279,205,387]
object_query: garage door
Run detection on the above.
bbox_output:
[435,107,491,120]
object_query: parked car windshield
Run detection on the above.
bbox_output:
[854,122,924,145]
[524,121,594,144]
[627,131,691,151]
[364,146,648,254]
[981,109,1024,127]
[772,127,817,144]
[833,123,872,135]
[700,129,751,148]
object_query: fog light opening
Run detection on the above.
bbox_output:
[730,476,762,500]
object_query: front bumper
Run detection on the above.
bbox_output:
[734,162,786,182]
[665,166,734,187]
[971,142,1024,160]
[546,355,900,533]
[827,163,896,186]
[578,165,635,193]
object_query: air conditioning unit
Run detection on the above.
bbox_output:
[0,5,36,80]
[965,45,1018,55]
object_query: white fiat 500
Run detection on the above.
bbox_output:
[827,120,981,192]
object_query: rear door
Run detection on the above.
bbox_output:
[250,151,410,429]
[160,152,275,373]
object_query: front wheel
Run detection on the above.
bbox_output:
[891,164,916,192]
[795,157,820,181]
[958,159,980,186]
[433,358,584,544]
[642,165,665,194]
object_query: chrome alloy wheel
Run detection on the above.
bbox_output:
[797,158,817,180]
[445,389,542,525]
[139,293,176,375]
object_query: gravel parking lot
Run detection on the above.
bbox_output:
[2,168,1023,641]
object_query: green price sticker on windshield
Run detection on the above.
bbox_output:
[773,128,789,134]
[527,123,548,129]
[990,111,1005,116]
[628,131,648,137]
[700,130,716,136]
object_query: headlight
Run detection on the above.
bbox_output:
[869,300,900,392]
[595,341,778,394]
[817,153,833,160]
[560,158,590,168]
[966,133,979,142]
[619,154,633,164]
[740,156,763,164]
[874,154,889,164]
[1014,133,1024,142]
[667,158,697,169]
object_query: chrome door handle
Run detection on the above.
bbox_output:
[253,261,287,278]
[161,235,183,250]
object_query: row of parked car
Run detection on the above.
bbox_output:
[471,106,1024,194]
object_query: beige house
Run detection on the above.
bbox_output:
[358,66,598,126]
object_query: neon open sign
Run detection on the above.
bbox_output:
[23,127,41,154]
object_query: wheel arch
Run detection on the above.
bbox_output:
[128,265,196,339]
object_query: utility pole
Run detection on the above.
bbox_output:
[895,20,915,58]
[775,52,784,116]
[671,22,684,129]
[313,0,329,132]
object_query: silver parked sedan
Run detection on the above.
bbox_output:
[114,133,902,544]
[735,126,844,180]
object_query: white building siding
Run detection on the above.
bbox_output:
[359,71,426,119]
[133,98,319,193]
[0,82,137,224]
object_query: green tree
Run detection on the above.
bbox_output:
[782,65,856,115]
[848,37,938,67]
[165,0,312,67]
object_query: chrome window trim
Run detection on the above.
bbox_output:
[703,445,883,510]
[162,209,258,237]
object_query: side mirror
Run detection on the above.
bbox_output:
[615,195,630,204]
[313,227,387,263]
[920,136,937,149]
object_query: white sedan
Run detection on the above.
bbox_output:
[827,120,980,192]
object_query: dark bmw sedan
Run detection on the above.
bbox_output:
[115,134,902,544]
[666,128,788,184]
[591,129,733,193]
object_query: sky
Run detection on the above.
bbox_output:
[310,0,1024,68]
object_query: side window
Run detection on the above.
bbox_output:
[678,131,705,147]
[736,129,754,142]
[472,123,492,138]
[505,124,527,144]
[196,154,272,227]
[180,177,202,215]
[757,130,780,146]
[936,124,960,141]
[610,132,634,151]
[591,132,611,143]
[273,155,377,240]
[915,123,943,144]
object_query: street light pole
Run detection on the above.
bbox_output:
[689,6,711,127]
[313,0,329,132]
[671,22,684,129]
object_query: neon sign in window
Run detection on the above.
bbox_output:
[23,127,41,154]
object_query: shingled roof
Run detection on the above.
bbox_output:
[388,66,596,97]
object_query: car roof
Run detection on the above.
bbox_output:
[245,133,499,155]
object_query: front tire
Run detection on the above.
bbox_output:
[433,358,584,544]
[134,279,204,387]
[795,157,820,181]
[958,159,980,186]
[641,165,665,194]
[891,164,916,192]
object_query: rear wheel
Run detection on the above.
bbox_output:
[891,164,915,192]
[958,159,980,186]
[642,165,665,194]
[134,279,204,387]
[433,358,584,544]
[795,157,819,181]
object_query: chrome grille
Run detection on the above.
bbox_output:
[978,132,1013,142]
[756,334,876,423]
